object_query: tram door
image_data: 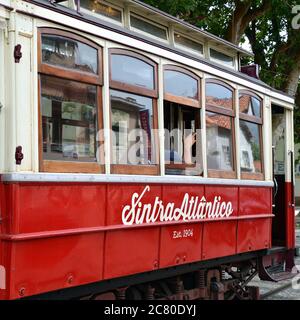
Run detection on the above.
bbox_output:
[272,105,287,246]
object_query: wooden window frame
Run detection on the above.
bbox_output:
[205,79,236,179]
[164,65,201,108]
[239,90,264,180]
[109,48,160,175]
[38,28,104,174]
[163,66,202,175]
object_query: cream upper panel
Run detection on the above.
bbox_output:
[8,0,294,106]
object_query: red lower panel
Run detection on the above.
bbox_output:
[8,233,104,299]
[239,187,272,215]
[159,224,202,268]
[237,218,271,253]
[285,182,295,249]
[202,221,237,260]
[18,184,107,233]
[104,227,160,279]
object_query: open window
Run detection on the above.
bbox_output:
[205,79,236,178]
[239,91,263,180]
[109,49,159,175]
[38,28,104,173]
[163,65,202,176]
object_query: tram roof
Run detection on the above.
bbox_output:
[129,0,254,58]
[10,0,293,101]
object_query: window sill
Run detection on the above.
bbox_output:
[111,164,159,175]
[41,160,104,174]
[208,169,236,179]
[241,172,264,181]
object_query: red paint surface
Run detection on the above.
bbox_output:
[285,182,295,249]
[0,181,277,299]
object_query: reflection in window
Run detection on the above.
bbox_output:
[42,35,98,74]
[272,112,285,175]
[210,48,234,66]
[81,0,122,22]
[130,15,168,40]
[164,70,198,100]
[110,90,155,165]
[239,94,261,117]
[164,102,202,176]
[174,34,203,54]
[206,82,233,109]
[41,75,97,162]
[111,54,154,90]
[206,112,233,171]
[239,120,262,173]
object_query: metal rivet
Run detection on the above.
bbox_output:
[67,275,74,284]
[19,287,25,297]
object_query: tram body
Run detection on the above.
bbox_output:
[0,0,296,300]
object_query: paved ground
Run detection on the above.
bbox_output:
[249,227,300,300]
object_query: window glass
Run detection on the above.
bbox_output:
[110,90,155,165]
[174,34,203,54]
[272,111,285,175]
[239,120,262,173]
[239,94,261,117]
[130,15,168,40]
[41,75,97,162]
[210,48,234,66]
[164,70,198,100]
[81,0,122,22]
[206,82,233,109]
[164,102,202,176]
[111,54,154,90]
[42,35,98,74]
[206,111,233,171]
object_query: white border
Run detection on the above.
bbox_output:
[1,172,274,186]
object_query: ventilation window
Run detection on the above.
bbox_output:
[81,0,123,24]
[130,14,168,41]
[174,33,203,55]
[210,48,234,67]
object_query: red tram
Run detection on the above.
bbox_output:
[0,0,297,300]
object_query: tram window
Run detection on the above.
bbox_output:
[164,102,202,176]
[130,14,168,41]
[41,75,97,162]
[38,29,103,173]
[164,70,198,100]
[111,54,154,90]
[206,82,233,110]
[163,66,202,176]
[41,34,98,74]
[110,90,155,166]
[174,33,204,55]
[239,120,262,173]
[209,48,234,67]
[205,80,235,178]
[109,49,159,175]
[239,92,263,179]
[80,0,122,23]
[206,112,234,171]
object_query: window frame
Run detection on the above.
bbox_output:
[205,79,236,179]
[38,28,104,173]
[163,65,202,175]
[239,90,264,180]
[163,65,201,108]
[109,48,160,175]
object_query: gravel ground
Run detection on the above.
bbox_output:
[249,228,300,300]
